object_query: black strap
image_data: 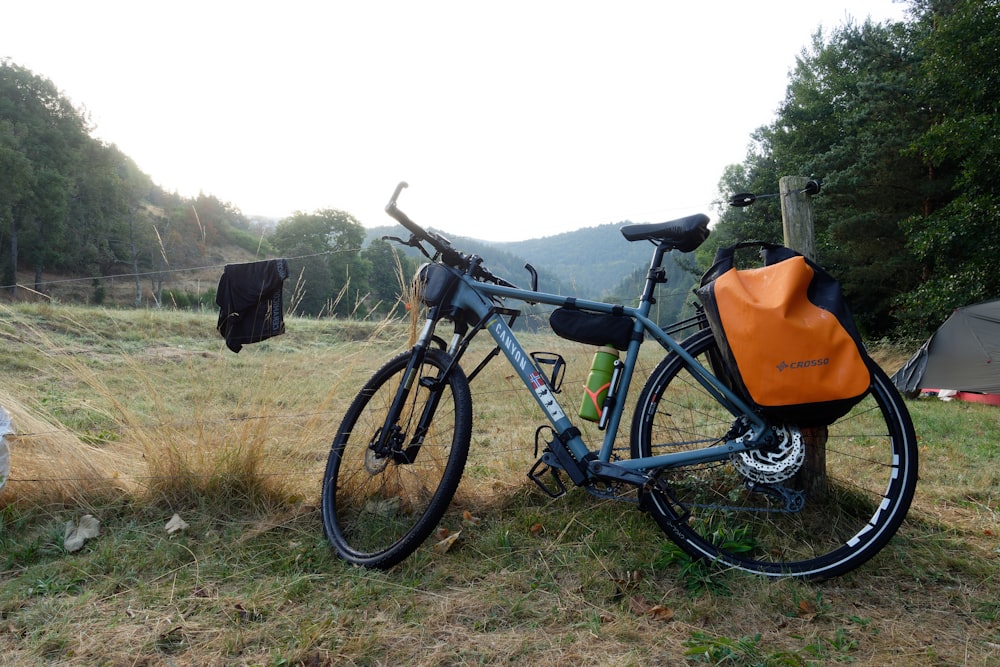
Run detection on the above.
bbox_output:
[700,240,799,286]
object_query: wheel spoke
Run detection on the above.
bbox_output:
[631,328,917,578]
[321,349,472,568]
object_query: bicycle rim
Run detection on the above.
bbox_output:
[322,348,472,568]
[631,328,918,579]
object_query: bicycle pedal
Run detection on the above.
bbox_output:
[528,454,567,498]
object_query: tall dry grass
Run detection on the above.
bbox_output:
[0,389,137,508]
[0,302,408,516]
[0,289,923,519]
[0,246,419,516]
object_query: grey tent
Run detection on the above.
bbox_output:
[892,299,1000,400]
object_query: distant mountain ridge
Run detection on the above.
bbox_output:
[492,223,659,297]
[365,221,674,299]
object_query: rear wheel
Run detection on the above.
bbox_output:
[322,348,472,568]
[631,328,918,579]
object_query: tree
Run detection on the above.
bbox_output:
[709,18,931,337]
[0,122,34,289]
[270,209,366,316]
[0,60,89,294]
[794,19,929,336]
[898,0,1000,332]
[360,239,418,316]
[109,150,158,304]
[712,1,1000,338]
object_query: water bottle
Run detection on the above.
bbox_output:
[579,345,619,422]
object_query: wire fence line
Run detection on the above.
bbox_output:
[0,239,604,489]
[0,247,351,293]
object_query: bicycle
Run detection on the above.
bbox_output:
[320,182,918,579]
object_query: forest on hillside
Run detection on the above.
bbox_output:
[1,0,997,337]
[0,58,268,309]
[0,58,416,317]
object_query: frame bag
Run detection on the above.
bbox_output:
[549,306,634,351]
[695,242,871,426]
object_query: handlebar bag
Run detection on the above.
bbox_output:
[695,241,871,426]
[414,263,462,307]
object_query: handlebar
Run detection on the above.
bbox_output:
[384,182,516,288]
[385,182,419,237]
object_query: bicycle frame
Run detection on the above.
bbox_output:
[415,259,772,487]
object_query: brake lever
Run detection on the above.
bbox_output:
[380,234,433,259]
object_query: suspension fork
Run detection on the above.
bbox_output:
[376,308,471,464]
[376,294,516,464]
[372,313,439,462]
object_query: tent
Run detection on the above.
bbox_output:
[892,299,1000,404]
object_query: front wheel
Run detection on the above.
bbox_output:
[322,347,472,568]
[631,328,918,579]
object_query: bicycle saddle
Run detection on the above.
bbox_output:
[619,213,710,252]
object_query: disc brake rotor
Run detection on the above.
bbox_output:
[364,427,391,474]
[732,425,805,484]
[365,447,389,474]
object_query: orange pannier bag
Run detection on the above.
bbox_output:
[696,242,871,426]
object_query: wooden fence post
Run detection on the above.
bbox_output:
[779,176,817,259]
[779,176,828,497]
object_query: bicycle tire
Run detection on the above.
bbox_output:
[631,328,918,579]
[322,347,472,568]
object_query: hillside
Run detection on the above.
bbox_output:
[2,58,707,318]
[8,243,262,308]
[364,221,702,305]
[3,59,705,317]
[494,222,663,295]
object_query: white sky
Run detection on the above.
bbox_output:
[2,1,908,242]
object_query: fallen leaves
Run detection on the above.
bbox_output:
[363,496,402,517]
[432,510,484,555]
[237,504,314,543]
[628,595,675,622]
[646,605,676,622]
[233,602,265,623]
[796,598,818,621]
[433,529,461,554]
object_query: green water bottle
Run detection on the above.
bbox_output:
[579,345,619,422]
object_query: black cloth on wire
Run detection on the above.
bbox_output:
[215,258,290,353]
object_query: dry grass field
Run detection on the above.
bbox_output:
[0,303,997,666]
